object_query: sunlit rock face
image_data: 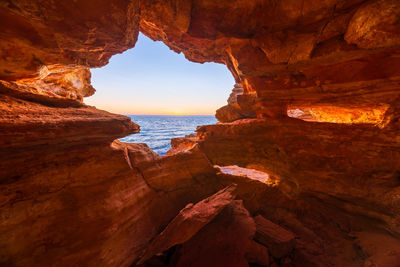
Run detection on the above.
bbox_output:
[1,0,400,266]
[227,83,243,105]
[140,0,400,122]
[0,0,140,80]
[215,83,257,122]
[16,65,96,101]
[287,104,389,125]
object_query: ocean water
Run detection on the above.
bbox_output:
[120,115,217,155]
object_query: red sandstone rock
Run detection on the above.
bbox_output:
[353,231,400,267]
[137,184,237,264]
[216,165,271,184]
[0,0,400,266]
[0,84,223,266]
[345,0,400,49]
[0,0,140,80]
[254,215,296,258]
[227,83,244,105]
[166,136,197,156]
[172,200,256,267]
[215,103,249,123]
[245,240,270,266]
[196,118,400,265]
[216,86,257,123]
[17,65,96,101]
[0,137,222,266]
[196,119,400,235]
[0,82,139,148]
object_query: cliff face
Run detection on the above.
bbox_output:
[1,0,400,266]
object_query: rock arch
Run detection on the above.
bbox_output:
[1,0,400,266]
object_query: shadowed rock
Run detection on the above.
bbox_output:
[137,184,237,264]
[173,200,256,267]
[254,215,296,258]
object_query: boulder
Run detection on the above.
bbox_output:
[254,215,295,258]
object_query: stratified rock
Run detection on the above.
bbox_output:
[197,118,400,236]
[227,83,243,105]
[0,82,223,266]
[215,103,248,123]
[216,84,257,122]
[172,200,256,267]
[254,215,295,258]
[197,118,400,265]
[137,184,237,264]
[0,82,138,148]
[345,0,400,49]
[215,96,257,123]
[166,136,197,156]
[17,65,96,101]
[1,0,400,266]
[0,137,222,266]
[0,0,140,80]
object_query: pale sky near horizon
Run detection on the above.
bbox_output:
[84,33,234,115]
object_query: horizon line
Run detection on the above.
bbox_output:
[121,113,216,116]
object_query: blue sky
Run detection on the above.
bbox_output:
[85,33,234,115]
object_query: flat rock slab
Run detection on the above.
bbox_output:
[137,184,237,264]
[174,200,256,267]
[254,215,296,258]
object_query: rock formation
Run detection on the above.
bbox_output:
[137,184,238,264]
[216,83,257,123]
[227,83,244,105]
[1,0,400,266]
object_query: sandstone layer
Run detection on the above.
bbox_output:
[1,0,400,266]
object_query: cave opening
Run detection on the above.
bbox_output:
[85,33,234,155]
[215,165,278,186]
[287,104,389,125]
[3,0,400,266]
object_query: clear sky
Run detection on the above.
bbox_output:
[84,33,234,115]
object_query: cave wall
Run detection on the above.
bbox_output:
[1,0,400,266]
[0,90,222,266]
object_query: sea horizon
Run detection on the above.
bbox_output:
[120,115,217,155]
[123,114,216,116]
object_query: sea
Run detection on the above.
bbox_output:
[119,115,217,155]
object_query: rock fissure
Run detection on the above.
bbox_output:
[134,166,164,194]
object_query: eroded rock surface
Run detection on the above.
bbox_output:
[0,0,140,80]
[216,84,257,123]
[171,200,256,267]
[137,184,237,264]
[254,215,296,258]
[0,81,222,266]
[1,0,400,266]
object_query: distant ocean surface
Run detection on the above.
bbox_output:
[120,115,217,155]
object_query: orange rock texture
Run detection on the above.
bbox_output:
[1,0,400,266]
